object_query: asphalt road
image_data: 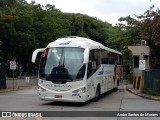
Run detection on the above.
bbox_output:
[0,83,160,120]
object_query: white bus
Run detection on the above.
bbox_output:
[32,36,123,102]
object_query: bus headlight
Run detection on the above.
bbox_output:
[72,87,86,93]
[37,85,46,92]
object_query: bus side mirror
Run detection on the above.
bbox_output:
[84,48,89,64]
[32,48,45,63]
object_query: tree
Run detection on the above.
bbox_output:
[139,5,160,68]
[0,0,121,75]
[0,40,2,60]
[116,5,160,69]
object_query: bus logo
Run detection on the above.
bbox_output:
[59,41,71,45]
[98,66,104,75]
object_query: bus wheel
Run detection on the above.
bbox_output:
[93,85,100,102]
[114,87,118,92]
[117,79,120,86]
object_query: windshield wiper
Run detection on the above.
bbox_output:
[40,77,46,80]
[50,79,72,84]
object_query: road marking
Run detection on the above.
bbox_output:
[36,117,42,120]
[22,118,28,120]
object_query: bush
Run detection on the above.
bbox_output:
[142,87,160,96]
[124,73,133,84]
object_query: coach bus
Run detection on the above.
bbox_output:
[32,36,123,102]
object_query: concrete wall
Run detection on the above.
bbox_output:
[128,46,150,56]
[128,45,150,90]
[128,45,150,77]
[6,77,38,89]
[133,68,142,77]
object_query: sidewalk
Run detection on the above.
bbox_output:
[126,84,160,101]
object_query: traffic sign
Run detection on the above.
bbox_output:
[139,60,145,70]
[10,60,16,70]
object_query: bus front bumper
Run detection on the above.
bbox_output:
[37,87,88,103]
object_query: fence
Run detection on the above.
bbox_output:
[0,62,6,89]
[144,69,160,91]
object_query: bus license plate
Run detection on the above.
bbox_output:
[54,95,62,98]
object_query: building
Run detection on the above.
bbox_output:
[128,40,150,89]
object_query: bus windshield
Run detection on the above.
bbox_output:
[39,47,86,82]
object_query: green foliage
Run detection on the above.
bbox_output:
[116,5,160,69]
[142,87,160,96]
[0,0,17,8]
[1,0,160,76]
[0,0,113,75]
[0,40,2,60]
[139,6,160,68]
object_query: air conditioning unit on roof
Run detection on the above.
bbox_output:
[141,40,146,46]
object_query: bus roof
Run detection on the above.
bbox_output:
[47,36,122,55]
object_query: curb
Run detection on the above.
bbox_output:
[126,88,160,102]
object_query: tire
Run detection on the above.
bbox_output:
[117,79,120,86]
[93,85,100,102]
[114,80,119,92]
[114,87,118,92]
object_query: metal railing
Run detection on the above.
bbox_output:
[144,69,160,91]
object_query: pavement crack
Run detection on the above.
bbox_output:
[117,96,124,120]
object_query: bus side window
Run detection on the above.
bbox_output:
[87,49,100,78]
[94,50,101,67]
[102,58,108,64]
[87,51,93,78]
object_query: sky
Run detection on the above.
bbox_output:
[27,0,160,25]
